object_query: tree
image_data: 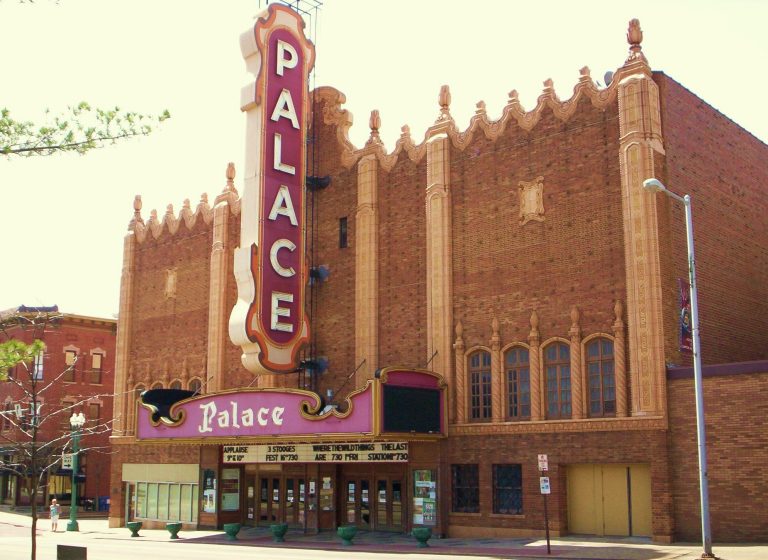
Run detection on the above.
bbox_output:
[1,103,170,157]
[0,310,114,560]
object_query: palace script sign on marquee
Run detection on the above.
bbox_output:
[136,387,373,441]
[230,4,314,374]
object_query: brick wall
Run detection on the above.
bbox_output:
[667,366,768,541]
[655,73,768,366]
[451,97,625,352]
[130,220,212,386]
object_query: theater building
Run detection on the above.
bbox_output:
[108,5,768,542]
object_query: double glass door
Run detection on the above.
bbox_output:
[255,475,306,528]
[344,476,402,531]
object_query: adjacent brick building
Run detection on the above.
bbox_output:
[0,306,116,512]
[108,7,768,544]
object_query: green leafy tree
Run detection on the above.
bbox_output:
[1,103,170,157]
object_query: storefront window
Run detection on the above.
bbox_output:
[132,482,198,522]
[169,484,181,520]
[158,483,169,520]
[181,484,193,522]
[221,468,240,511]
[147,483,158,518]
[136,482,147,518]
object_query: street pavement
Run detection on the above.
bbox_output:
[0,510,765,560]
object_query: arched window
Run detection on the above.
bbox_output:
[505,347,530,420]
[169,380,182,391]
[544,342,571,419]
[188,378,202,394]
[150,382,163,390]
[468,351,492,421]
[587,338,615,417]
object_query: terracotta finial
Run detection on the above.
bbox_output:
[475,100,487,115]
[491,317,499,336]
[579,66,591,80]
[366,110,382,145]
[530,309,539,330]
[165,203,174,218]
[570,306,580,328]
[226,162,235,183]
[129,195,144,228]
[149,209,158,223]
[183,198,191,211]
[200,193,209,205]
[543,78,554,90]
[455,320,464,339]
[614,299,624,323]
[437,85,452,121]
[508,89,519,102]
[626,18,646,62]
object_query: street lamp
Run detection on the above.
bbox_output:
[642,178,714,559]
[67,411,86,532]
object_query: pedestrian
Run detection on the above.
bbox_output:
[49,498,60,532]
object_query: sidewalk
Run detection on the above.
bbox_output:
[1,510,765,560]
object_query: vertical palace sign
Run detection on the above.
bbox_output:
[230,5,314,374]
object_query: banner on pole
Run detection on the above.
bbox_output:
[678,278,692,353]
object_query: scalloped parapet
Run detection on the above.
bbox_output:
[313,19,651,173]
[128,164,240,244]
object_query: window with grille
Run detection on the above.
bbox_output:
[505,347,530,420]
[544,342,571,419]
[493,464,523,514]
[451,464,479,513]
[469,351,492,420]
[170,380,182,390]
[587,338,615,417]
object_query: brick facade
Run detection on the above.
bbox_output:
[1,309,116,509]
[109,14,767,543]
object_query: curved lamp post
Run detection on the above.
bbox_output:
[643,178,714,559]
[67,412,86,532]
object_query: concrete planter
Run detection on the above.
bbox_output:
[270,523,288,543]
[411,526,432,548]
[223,522,241,541]
[337,525,358,546]
[126,521,142,537]
[166,522,182,539]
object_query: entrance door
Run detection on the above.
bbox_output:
[284,477,306,528]
[344,478,371,529]
[567,464,651,537]
[257,476,282,525]
[375,477,404,531]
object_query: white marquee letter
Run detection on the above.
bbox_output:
[276,40,298,77]
[272,407,284,426]
[257,407,270,427]
[270,89,300,129]
[270,239,296,278]
[271,292,294,332]
[268,185,298,225]
[199,402,216,433]
[273,133,296,175]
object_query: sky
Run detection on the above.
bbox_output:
[1,0,766,319]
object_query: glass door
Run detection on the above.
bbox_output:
[257,477,282,525]
[375,478,404,531]
[284,477,306,528]
[343,478,371,529]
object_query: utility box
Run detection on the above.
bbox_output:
[57,544,87,560]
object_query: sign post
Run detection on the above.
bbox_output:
[538,454,551,555]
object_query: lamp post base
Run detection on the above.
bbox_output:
[66,519,79,532]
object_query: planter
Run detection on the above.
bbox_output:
[126,521,142,537]
[270,522,288,543]
[166,522,182,540]
[337,525,358,546]
[223,522,241,541]
[411,527,432,548]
